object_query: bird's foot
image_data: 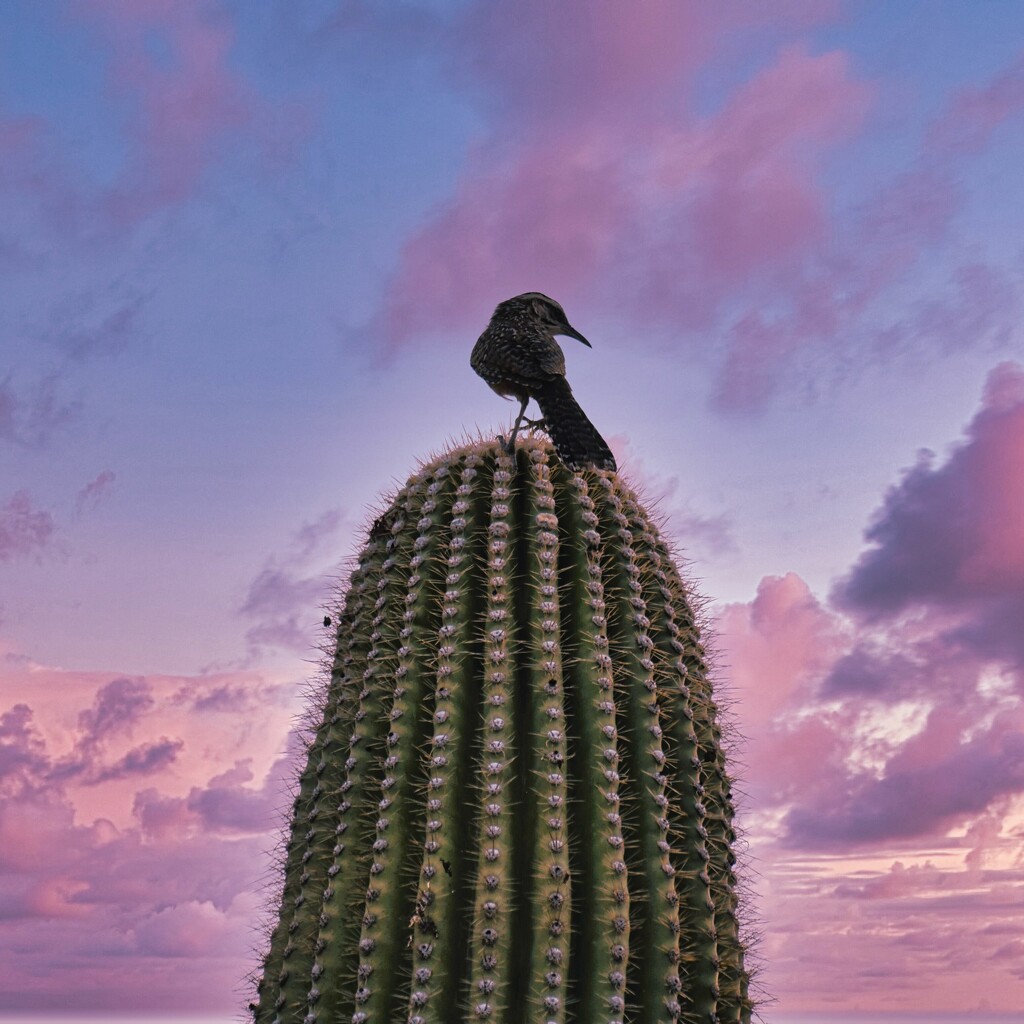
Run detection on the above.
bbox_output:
[524,417,547,431]
[497,433,516,455]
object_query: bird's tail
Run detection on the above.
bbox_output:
[534,377,617,472]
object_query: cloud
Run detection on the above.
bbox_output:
[371,41,869,361]
[452,2,715,128]
[0,375,80,448]
[185,758,284,834]
[715,367,1024,1002]
[185,681,254,713]
[39,291,146,362]
[452,0,837,125]
[133,898,236,958]
[927,53,1024,158]
[732,365,1024,852]
[289,507,345,560]
[874,261,1022,364]
[77,677,154,746]
[785,706,1024,846]
[75,470,116,515]
[717,571,846,728]
[30,678,189,789]
[88,738,184,784]
[0,666,295,1010]
[710,362,1024,862]
[240,567,330,652]
[238,508,346,655]
[0,704,51,796]
[0,2,304,245]
[834,361,1024,665]
[0,491,56,562]
[371,134,635,354]
[73,0,255,223]
[367,29,1024,415]
[671,45,869,278]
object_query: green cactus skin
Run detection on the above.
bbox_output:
[252,437,752,1024]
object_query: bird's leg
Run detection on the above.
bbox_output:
[501,396,530,454]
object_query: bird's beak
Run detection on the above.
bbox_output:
[560,324,591,347]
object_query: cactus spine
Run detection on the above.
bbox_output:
[252,437,752,1024]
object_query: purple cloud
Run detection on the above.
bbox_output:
[927,53,1024,158]
[834,362,1024,666]
[0,704,51,793]
[185,760,280,834]
[78,677,154,746]
[785,708,1024,846]
[0,374,81,448]
[721,366,1024,856]
[75,470,117,515]
[0,491,56,562]
[0,676,292,1010]
[88,738,184,784]
[238,510,346,655]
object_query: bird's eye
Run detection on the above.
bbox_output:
[533,298,564,324]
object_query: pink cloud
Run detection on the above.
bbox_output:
[710,51,1024,409]
[713,365,1024,1005]
[717,572,845,727]
[454,2,716,122]
[7,1,306,239]
[373,135,634,353]
[674,46,870,275]
[72,0,251,221]
[374,44,869,359]
[785,705,1024,846]
[0,3,312,271]
[710,364,1024,856]
[0,663,295,1010]
[691,50,1024,410]
[454,0,838,124]
[928,53,1024,157]
[0,704,50,795]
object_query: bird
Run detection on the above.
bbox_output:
[471,292,617,471]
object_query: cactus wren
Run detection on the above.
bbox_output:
[471,293,617,471]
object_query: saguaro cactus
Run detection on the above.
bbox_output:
[252,437,752,1024]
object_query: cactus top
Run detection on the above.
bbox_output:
[252,436,751,1024]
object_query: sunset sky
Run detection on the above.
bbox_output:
[2,1,1024,1019]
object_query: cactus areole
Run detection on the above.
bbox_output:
[252,438,752,1024]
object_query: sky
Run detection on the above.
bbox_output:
[2,0,1024,1018]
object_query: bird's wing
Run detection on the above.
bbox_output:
[533,334,567,378]
[473,330,566,387]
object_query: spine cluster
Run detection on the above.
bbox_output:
[253,438,751,1024]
